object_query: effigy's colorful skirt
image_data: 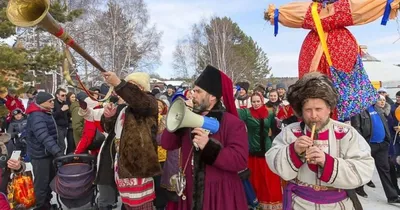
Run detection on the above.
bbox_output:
[330,55,378,121]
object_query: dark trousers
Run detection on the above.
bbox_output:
[57,126,67,154]
[32,157,55,209]
[370,142,399,200]
[389,157,400,193]
[154,162,167,209]
[66,128,75,154]
[97,184,118,208]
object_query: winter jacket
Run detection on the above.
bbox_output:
[238,108,278,156]
[7,117,27,139]
[0,134,26,194]
[95,104,126,185]
[74,120,104,155]
[53,99,69,127]
[70,102,84,145]
[5,95,25,114]
[103,80,161,178]
[5,95,25,122]
[0,192,10,210]
[27,97,35,108]
[351,104,391,144]
[25,103,63,159]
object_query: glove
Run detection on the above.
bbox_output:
[79,100,87,110]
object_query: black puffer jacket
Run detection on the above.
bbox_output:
[26,103,63,159]
[53,99,69,127]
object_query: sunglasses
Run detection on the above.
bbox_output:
[378,91,385,94]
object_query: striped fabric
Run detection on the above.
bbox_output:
[115,154,155,207]
[122,201,153,210]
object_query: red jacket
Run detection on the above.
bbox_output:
[74,120,104,155]
[5,95,25,122]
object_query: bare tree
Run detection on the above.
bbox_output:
[172,16,271,85]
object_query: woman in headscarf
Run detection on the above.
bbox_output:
[238,92,282,210]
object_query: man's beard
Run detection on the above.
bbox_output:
[192,99,209,114]
[304,118,330,132]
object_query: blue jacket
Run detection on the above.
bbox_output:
[25,103,62,159]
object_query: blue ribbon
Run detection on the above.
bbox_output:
[274,9,279,37]
[381,0,394,26]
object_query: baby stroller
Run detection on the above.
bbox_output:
[50,154,98,210]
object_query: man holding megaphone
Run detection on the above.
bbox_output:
[161,65,248,210]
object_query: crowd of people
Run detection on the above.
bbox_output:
[0,66,399,210]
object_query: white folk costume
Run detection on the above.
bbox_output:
[266,120,374,209]
[235,82,252,109]
[235,98,252,109]
[266,72,375,210]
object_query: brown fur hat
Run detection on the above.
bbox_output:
[287,72,338,117]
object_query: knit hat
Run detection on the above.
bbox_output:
[266,82,273,88]
[238,82,250,93]
[276,83,286,90]
[124,72,151,92]
[76,92,88,101]
[167,84,175,90]
[194,65,238,117]
[151,89,161,96]
[12,108,23,116]
[36,92,54,105]
[378,88,387,93]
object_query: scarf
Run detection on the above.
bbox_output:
[266,100,281,108]
[236,94,249,101]
[249,93,269,119]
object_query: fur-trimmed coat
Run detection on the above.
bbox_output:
[103,80,161,179]
[161,101,248,210]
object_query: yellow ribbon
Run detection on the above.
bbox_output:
[311,2,333,67]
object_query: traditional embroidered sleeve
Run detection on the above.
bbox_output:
[318,128,374,189]
[265,128,304,181]
[351,0,400,25]
[265,3,309,28]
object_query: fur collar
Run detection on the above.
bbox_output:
[375,103,391,116]
[206,100,224,122]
